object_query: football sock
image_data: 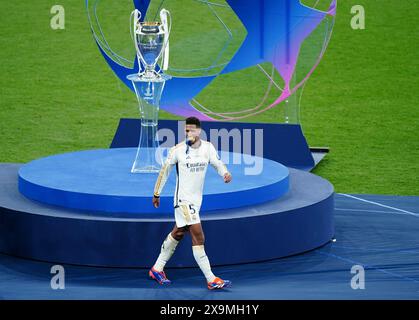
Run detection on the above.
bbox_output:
[153,233,179,272]
[192,245,216,283]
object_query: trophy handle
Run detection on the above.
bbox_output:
[131,9,143,73]
[160,8,171,71]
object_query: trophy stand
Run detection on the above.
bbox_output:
[128,73,171,173]
[128,9,171,173]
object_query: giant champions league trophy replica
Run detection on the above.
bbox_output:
[128,8,171,173]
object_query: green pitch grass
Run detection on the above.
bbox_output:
[0,1,418,195]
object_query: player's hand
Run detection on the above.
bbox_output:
[152,196,160,208]
[223,172,232,183]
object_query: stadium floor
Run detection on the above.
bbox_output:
[0,193,418,300]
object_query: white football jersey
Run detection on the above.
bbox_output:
[154,140,228,208]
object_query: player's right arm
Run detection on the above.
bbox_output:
[152,146,178,208]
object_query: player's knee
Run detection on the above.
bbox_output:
[173,233,183,241]
[172,227,187,241]
[192,233,205,246]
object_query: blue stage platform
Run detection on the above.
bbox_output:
[1,120,335,269]
[0,163,334,267]
[18,148,289,214]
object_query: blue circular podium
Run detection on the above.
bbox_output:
[18,148,290,214]
[0,155,334,267]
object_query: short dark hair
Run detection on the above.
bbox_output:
[185,116,201,128]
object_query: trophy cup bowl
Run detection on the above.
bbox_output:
[128,9,172,173]
[135,22,166,79]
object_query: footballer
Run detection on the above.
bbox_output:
[149,116,233,290]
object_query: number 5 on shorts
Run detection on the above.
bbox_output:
[189,204,196,215]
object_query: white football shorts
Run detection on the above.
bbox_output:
[174,202,201,228]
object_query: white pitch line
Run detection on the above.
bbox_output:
[338,193,419,217]
[335,208,408,215]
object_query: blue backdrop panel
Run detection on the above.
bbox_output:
[1,164,334,267]
[111,119,315,170]
[18,149,289,214]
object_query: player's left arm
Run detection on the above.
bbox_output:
[208,143,232,183]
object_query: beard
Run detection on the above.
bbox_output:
[186,135,197,145]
